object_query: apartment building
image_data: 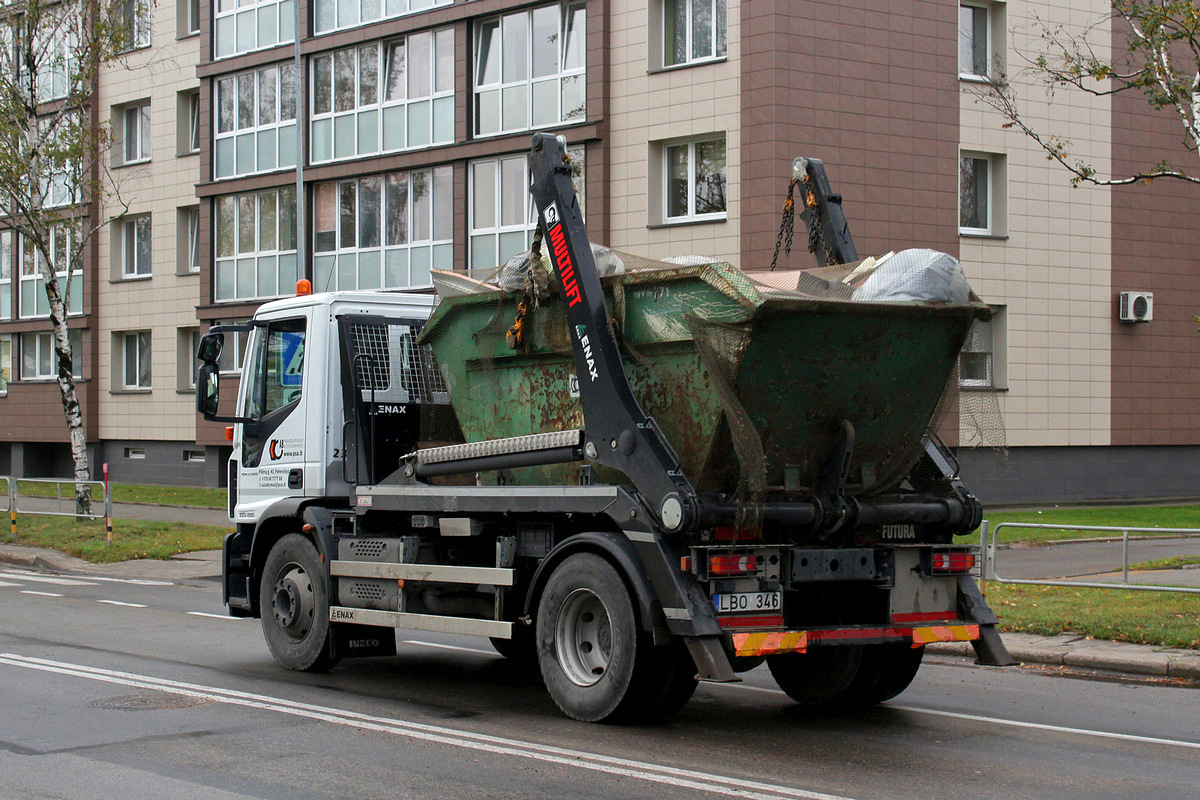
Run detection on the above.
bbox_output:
[2,0,1198,504]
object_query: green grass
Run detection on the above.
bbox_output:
[12,480,225,509]
[1127,555,1200,571]
[981,504,1200,545]
[984,582,1200,650]
[5,515,227,563]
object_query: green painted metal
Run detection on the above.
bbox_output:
[418,262,987,495]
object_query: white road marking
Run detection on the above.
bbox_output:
[77,575,173,587]
[712,682,1200,750]
[0,570,97,586]
[0,580,22,587]
[186,612,242,620]
[19,591,63,597]
[401,639,496,656]
[97,600,147,608]
[0,653,855,800]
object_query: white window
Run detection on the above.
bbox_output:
[19,228,81,318]
[121,215,152,278]
[36,20,78,102]
[469,146,584,271]
[178,206,200,274]
[663,135,726,222]
[214,64,298,179]
[38,115,79,207]
[959,153,990,234]
[0,335,10,395]
[310,30,453,164]
[314,0,452,35]
[120,0,151,50]
[183,449,206,462]
[213,0,296,60]
[312,167,452,292]
[214,187,298,302]
[959,307,1005,390]
[179,89,200,154]
[214,318,250,373]
[0,231,11,320]
[662,0,727,68]
[123,331,152,389]
[119,102,151,165]
[20,330,82,380]
[474,2,586,137]
[125,447,147,459]
[179,0,200,37]
[959,3,991,80]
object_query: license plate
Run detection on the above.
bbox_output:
[713,591,782,613]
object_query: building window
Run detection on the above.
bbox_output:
[178,0,200,37]
[178,327,200,390]
[179,90,200,154]
[959,3,997,80]
[469,145,584,271]
[36,21,78,102]
[124,447,146,459]
[959,152,1006,235]
[310,30,453,164]
[663,135,726,222]
[120,0,151,50]
[0,231,11,320]
[214,319,250,373]
[122,331,152,389]
[663,0,727,68]
[20,330,82,380]
[213,0,296,60]
[474,2,586,137]
[214,187,298,302]
[183,449,206,462]
[120,215,152,278]
[314,0,452,35]
[214,64,298,179]
[960,307,1005,390]
[312,167,452,292]
[0,335,10,395]
[178,206,200,275]
[19,228,81,318]
[116,102,151,165]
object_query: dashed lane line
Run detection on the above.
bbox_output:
[19,591,63,597]
[97,600,148,608]
[0,571,97,586]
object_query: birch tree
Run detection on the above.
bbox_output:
[0,0,145,514]
[971,0,1200,186]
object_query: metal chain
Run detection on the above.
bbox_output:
[769,178,799,271]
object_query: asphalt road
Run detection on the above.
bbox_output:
[989,536,1200,587]
[0,568,1196,800]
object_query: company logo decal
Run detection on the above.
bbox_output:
[547,215,582,309]
[268,438,305,461]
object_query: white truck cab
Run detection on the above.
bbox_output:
[199,290,439,525]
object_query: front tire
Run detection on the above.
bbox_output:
[259,533,340,672]
[536,553,691,722]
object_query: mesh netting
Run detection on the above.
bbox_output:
[418,245,1005,505]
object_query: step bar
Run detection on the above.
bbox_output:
[331,560,515,586]
[329,606,513,639]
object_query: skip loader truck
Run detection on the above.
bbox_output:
[197,133,1013,722]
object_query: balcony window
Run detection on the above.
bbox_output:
[214,187,298,302]
[20,228,81,318]
[214,63,298,179]
[213,0,296,61]
[313,0,452,35]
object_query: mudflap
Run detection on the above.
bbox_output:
[957,575,1017,666]
[330,623,397,661]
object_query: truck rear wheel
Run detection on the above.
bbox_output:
[842,644,924,705]
[260,534,340,673]
[536,553,690,722]
[767,646,863,706]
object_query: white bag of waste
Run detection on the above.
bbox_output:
[850,249,970,303]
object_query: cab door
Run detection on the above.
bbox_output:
[234,315,309,520]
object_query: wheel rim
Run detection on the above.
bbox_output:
[555,588,612,687]
[271,562,315,642]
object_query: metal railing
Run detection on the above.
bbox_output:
[980,521,1200,595]
[11,477,110,521]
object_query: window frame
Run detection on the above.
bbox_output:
[473,2,587,138]
[311,167,452,292]
[959,306,1006,391]
[120,0,152,51]
[958,2,992,81]
[213,187,299,302]
[661,0,728,69]
[0,230,12,321]
[119,102,152,165]
[959,152,992,235]
[661,134,727,223]
[121,214,153,279]
[20,329,83,381]
[213,63,299,180]
[313,0,453,36]
[122,330,152,390]
[212,0,296,60]
[0,334,10,396]
[19,228,82,318]
[214,318,251,374]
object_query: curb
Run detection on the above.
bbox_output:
[928,637,1200,682]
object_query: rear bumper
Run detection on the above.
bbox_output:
[729,622,980,657]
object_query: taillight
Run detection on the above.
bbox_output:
[709,554,762,576]
[929,549,976,575]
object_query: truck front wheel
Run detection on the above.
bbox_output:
[536,553,692,722]
[259,533,340,672]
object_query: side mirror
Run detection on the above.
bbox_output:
[197,331,223,365]
[197,362,221,419]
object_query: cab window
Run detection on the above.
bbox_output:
[241,318,305,419]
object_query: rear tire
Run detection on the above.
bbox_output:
[259,533,340,673]
[767,646,863,706]
[842,644,924,705]
[536,553,689,722]
[490,623,536,664]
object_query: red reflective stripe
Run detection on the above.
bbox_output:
[717,615,785,629]
[807,627,912,642]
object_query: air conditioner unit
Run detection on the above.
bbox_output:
[1118,291,1153,323]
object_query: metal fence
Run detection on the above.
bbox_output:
[980,521,1200,595]
[3,476,111,522]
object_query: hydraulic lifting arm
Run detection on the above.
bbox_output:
[527,133,699,534]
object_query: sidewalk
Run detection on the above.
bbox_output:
[2,539,1197,684]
